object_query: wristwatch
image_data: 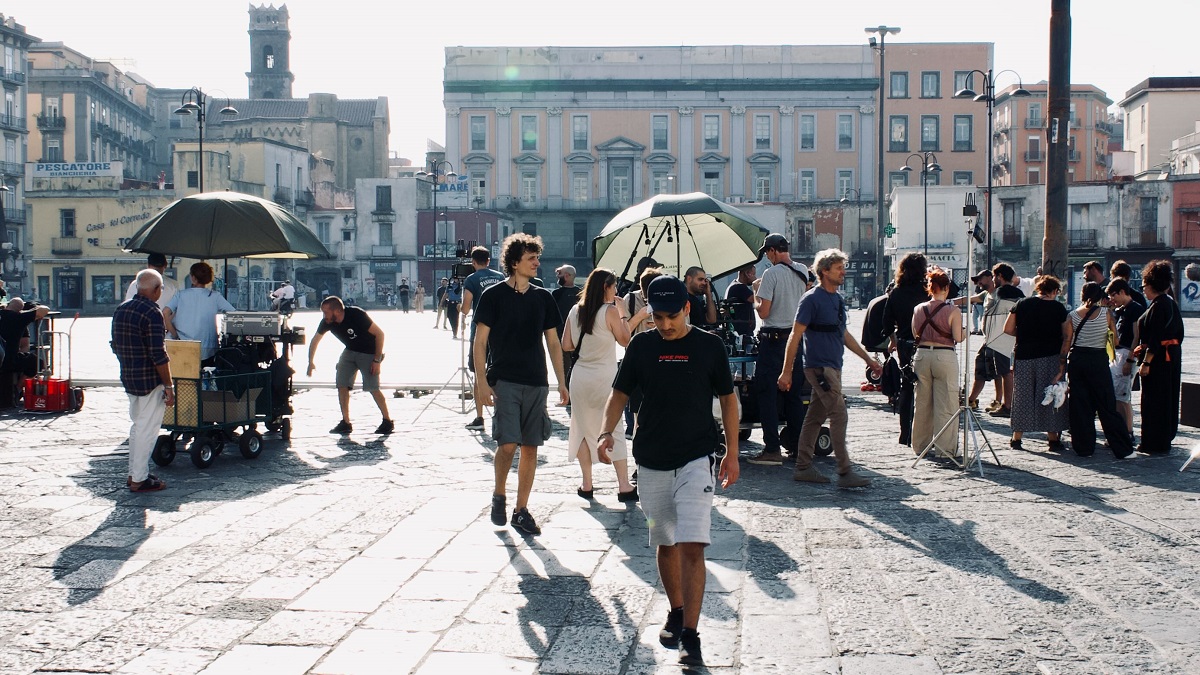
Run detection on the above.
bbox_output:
[373,354,385,363]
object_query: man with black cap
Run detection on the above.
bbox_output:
[124,253,178,309]
[749,233,812,466]
[596,275,739,667]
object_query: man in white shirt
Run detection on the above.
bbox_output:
[124,253,178,310]
[271,280,296,311]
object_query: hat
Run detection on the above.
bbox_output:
[636,256,661,274]
[970,270,992,283]
[759,233,789,254]
[646,275,689,314]
[555,264,576,276]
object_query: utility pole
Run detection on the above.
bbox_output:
[1042,0,1071,278]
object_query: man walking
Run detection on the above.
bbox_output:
[112,270,174,492]
[306,296,393,435]
[779,249,880,488]
[397,278,411,313]
[473,233,569,536]
[596,275,739,667]
[461,246,505,430]
[551,264,581,340]
[749,233,811,466]
[124,252,178,309]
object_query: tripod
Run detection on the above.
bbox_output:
[414,280,475,421]
[913,214,1001,476]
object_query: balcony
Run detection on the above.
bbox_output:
[36,114,66,130]
[1025,117,1044,129]
[370,245,395,259]
[4,208,26,224]
[994,152,1010,167]
[52,237,82,255]
[273,186,293,205]
[0,113,26,131]
[1096,120,1115,135]
[1024,150,1046,162]
[993,121,1012,135]
[294,189,314,207]
[1068,150,1081,162]
[1068,228,1097,249]
[0,160,21,175]
[1127,226,1168,249]
[0,67,25,85]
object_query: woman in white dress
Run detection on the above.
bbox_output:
[563,268,636,502]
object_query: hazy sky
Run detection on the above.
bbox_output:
[10,0,1198,161]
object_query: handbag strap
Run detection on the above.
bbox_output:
[1069,306,1099,352]
[914,302,953,342]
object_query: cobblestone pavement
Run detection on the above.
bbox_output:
[0,312,1197,673]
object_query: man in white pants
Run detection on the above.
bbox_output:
[111,270,174,492]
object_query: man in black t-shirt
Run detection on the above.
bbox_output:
[551,264,581,339]
[723,263,756,336]
[306,296,393,435]
[684,266,718,330]
[1106,278,1146,439]
[596,275,739,667]
[474,234,569,538]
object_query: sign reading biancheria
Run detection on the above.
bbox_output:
[31,161,124,178]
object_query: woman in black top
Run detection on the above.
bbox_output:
[1003,275,1070,451]
[881,252,929,446]
[1134,260,1185,455]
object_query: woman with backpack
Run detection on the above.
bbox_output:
[909,268,964,457]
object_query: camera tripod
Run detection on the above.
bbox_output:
[414,274,476,422]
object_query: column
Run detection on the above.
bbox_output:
[495,106,512,203]
[730,105,746,200]
[779,106,796,202]
[678,107,695,191]
[545,107,563,208]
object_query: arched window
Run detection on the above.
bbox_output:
[263,45,275,69]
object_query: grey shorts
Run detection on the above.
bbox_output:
[638,455,716,547]
[335,349,380,392]
[491,380,552,447]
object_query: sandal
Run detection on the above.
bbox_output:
[127,474,159,487]
[617,488,639,503]
[129,476,166,493]
[577,487,594,500]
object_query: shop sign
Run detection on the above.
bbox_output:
[32,161,124,178]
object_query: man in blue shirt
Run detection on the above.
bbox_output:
[778,249,881,488]
[461,246,506,429]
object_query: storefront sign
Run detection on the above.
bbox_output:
[32,161,124,178]
[926,254,965,266]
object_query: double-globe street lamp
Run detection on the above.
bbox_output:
[953,70,1030,269]
[900,152,941,256]
[866,25,901,295]
[416,160,458,259]
[174,88,237,193]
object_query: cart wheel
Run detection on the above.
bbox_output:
[281,418,291,441]
[71,388,85,412]
[190,438,216,469]
[152,434,176,466]
[239,430,264,459]
[738,428,752,442]
[816,427,833,457]
[266,419,281,433]
[714,442,727,458]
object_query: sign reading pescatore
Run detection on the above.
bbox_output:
[32,161,124,178]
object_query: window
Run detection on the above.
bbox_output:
[953,171,973,185]
[921,72,940,98]
[436,217,455,245]
[520,171,537,202]
[186,170,198,188]
[921,115,939,151]
[954,71,973,94]
[921,171,940,187]
[470,116,487,151]
[61,209,76,238]
[47,138,62,162]
[46,96,60,117]
[92,276,115,305]
[379,222,393,247]
[470,176,486,204]
[652,173,671,196]
[1140,196,1157,228]
[800,115,816,150]
[837,114,853,151]
[836,170,853,198]
[317,220,331,245]
[1139,104,1146,134]
[652,115,669,150]
[1028,168,1041,185]
[754,171,771,202]
[520,116,538,152]
[574,222,588,258]
[889,116,909,152]
[610,165,630,205]
[954,115,973,152]
[754,115,771,150]
[342,230,352,242]
[890,72,909,98]
[1028,102,1043,125]
[572,115,589,152]
[1027,135,1042,161]
[889,171,908,191]
[703,115,720,150]
[572,173,589,203]
[702,171,722,199]
[798,170,815,201]
[376,185,392,212]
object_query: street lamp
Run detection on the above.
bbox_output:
[416,160,458,235]
[866,25,900,293]
[953,70,1030,269]
[174,88,238,193]
[900,152,942,255]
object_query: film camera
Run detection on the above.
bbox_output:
[451,239,476,279]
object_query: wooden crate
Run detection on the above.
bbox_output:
[165,340,201,379]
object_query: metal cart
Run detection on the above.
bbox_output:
[24,312,85,415]
[727,355,832,457]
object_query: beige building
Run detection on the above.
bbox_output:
[992,83,1113,186]
[1121,77,1200,178]
[0,13,37,297]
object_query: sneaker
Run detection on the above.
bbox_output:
[678,629,703,666]
[990,406,1011,418]
[510,507,541,535]
[837,470,871,488]
[330,420,353,434]
[375,419,395,434]
[658,608,683,648]
[792,465,830,483]
[489,494,506,526]
[967,399,979,411]
[748,450,784,466]
[465,416,485,430]
[986,400,1003,413]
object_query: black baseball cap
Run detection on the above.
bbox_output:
[970,270,992,283]
[646,275,689,314]
[759,233,789,254]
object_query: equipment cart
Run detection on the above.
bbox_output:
[24,312,85,414]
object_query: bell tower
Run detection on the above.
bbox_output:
[247,4,294,99]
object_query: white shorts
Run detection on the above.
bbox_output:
[637,455,716,547]
[1111,348,1132,403]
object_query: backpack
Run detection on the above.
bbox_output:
[861,293,891,352]
[879,355,903,411]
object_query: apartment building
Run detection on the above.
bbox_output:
[1120,77,1200,178]
[992,83,1113,187]
[0,13,36,296]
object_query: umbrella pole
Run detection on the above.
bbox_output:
[616,222,651,286]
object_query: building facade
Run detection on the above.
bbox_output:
[0,14,36,296]
[1120,77,1200,178]
[992,83,1113,187]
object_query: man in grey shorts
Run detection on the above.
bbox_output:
[306,296,393,435]
[473,233,569,537]
[597,275,740,667]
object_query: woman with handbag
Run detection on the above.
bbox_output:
[562,268,636,502]
[1066,282,1132,458]
[1003,275,1071,451]
[1134,260,1185,455]
[909,268,964,457]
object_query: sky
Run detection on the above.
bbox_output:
[9,0,1198,162]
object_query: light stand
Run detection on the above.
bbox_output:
[913,210,1001,475]
[414,238,478,422]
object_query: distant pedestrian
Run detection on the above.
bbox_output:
[551,264,581,340]
[445,279,463,339]
[414,281,426,313]
[397,278,411,312]
[111,270,173,493]
[433,278,449,329]
[306,296,394,435]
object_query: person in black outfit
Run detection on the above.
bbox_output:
[306,296,393,435]
[551,264,581,339]
[1109,260,1148,307]
[881,252,929,446]
[0,298,50,408]
[1133,260,1184,455]
[683,266,718,330]
[723,263,757,337]
[397,278,411,312]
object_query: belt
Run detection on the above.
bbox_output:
[917,345,954,351]
[758,328,791,339]
[1161,339,1180,361]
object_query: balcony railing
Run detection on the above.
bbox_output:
[0,160,22,175]
[52,237,82,255]
[370,245,395,259]
[1068,150,1081,162]
[1127,227,1168,249]
[1068,228,1097,248]
[273,186,293,204]
[294,189,314,207]
[0,113,26,131]
[36,114,67,130]
[1025,117,1044,129]
[1024,150,1045,162]
[4,208,26,224]
[1096,120,1115,135]
[0,67,25,85]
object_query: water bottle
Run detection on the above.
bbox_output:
[202,367,217,391]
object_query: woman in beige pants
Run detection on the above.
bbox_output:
[910,268,965,457]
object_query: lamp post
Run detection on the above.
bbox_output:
[900,152,942,255]
[866,25,900,293]
[173,88,238,193]
[416,160,457,240]
[953,70,1030,269]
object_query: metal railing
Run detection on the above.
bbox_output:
[0,160,22,175]
[1068,150,1081,162]
[0,67,25,85]
[273,186,293,204]
[36,114,67,130]
[1024,117,1044,129]
[1068,228,1097,248]
[1024,150,1045,162]
[0,114,26,131]
[51,237,82,255]
[4,208,26,224]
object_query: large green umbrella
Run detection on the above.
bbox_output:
[593,192,770,284]
[125,191,332,260]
